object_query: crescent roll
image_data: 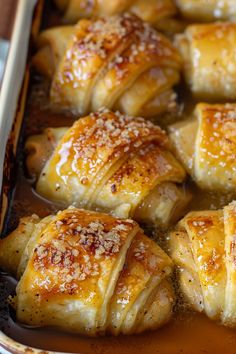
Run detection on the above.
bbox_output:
[169,201,236,327]
[33,13,182,118]
[169,103,236,191]
[54,0,177,31]
[176,0,236,21]
[0,208,174,335]
[176,23,236,100]
[25,110,190,228]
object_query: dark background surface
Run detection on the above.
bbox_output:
[0,0,17,39]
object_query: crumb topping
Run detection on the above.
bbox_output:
[51,12,180,114]
[32,209,137,295]
[65,13,177,73]
[55,108,168,185]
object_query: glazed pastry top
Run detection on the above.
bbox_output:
[0,208,174,335]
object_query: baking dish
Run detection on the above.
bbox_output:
[0,1,48,353]
[1,1,236,354]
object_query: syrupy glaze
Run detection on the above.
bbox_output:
[1,2,236,353]
[2,293,236,354]
[1,81,235,354]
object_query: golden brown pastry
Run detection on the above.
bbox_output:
[169,103,236,191]
[176,23,236,100]
[169,201,236,327]
[25,110,190,228]
[54,0,177,31]
[0,207,174,335]
[33,13,182,118]
[176,0,236,22]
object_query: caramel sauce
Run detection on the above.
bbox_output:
[1,2,236,353]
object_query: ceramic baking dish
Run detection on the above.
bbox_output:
[1,1,236,354]
[0,1,56,353]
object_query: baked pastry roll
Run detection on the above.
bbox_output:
[169,201,236,327]
[169,103,236,191]
[176,23,236,100]
[0,208,174,335]
[26,110,190,228]
[33,13,181,118]
[176,0,236,21]
[54,0,177,31]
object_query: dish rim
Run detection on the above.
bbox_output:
[0,0,68,353]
